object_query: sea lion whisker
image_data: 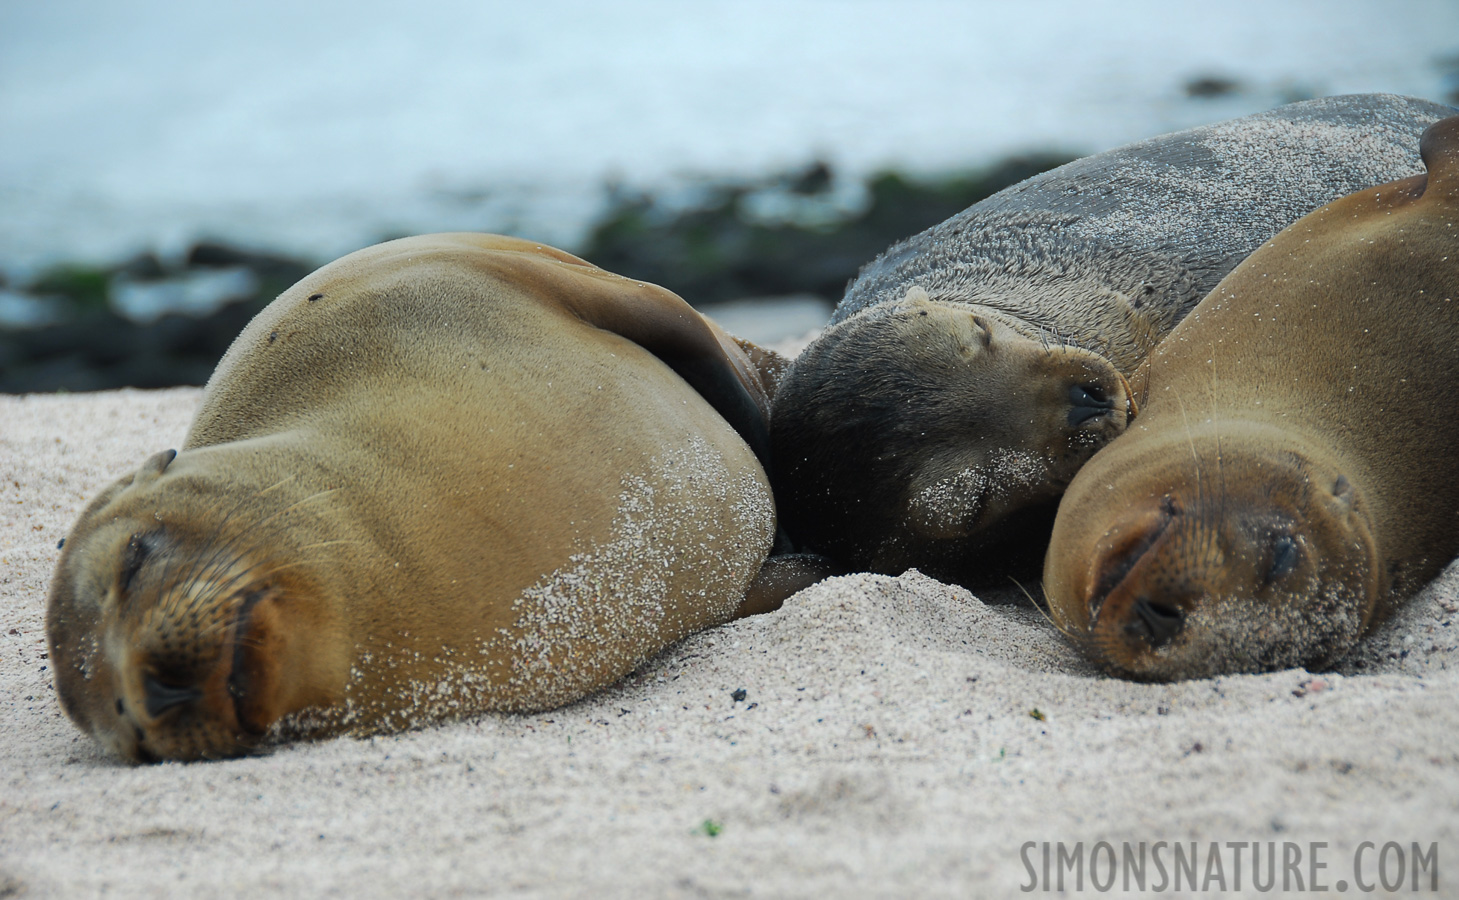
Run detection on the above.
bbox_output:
[1173,392,1204,511]
[183,481,303,585]
[187,569,265,616]
[184,550,343,617]
[226,628,268,652]
[228,487,344,552]
[167,553,278,620]
[251,558,345,582]
[166,487,287,605]
[1018,576,1083,644]
[1031,575,1096,645]
[255,473,301,498]
[165,524,238,610]
[298,539,364,551]
[1008,575,1047,614]
[173,532,356,621]
[1209,343,1228,516]
[178,489,346,602]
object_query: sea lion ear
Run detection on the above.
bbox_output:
[137,449,177,483]
[1419,114,1459,192]
[477,237,774,470]
[730,336,793,401]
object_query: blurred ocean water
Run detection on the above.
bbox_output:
[2,0,1456,277]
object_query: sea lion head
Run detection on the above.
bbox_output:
[770,289,1135,581]
[46,448,349,763]
[1044,424,1381,680]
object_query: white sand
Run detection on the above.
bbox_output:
[2,387,1456,897]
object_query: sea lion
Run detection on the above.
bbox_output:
[770,93,1452,587]
[1042,114,1459,680]
[46,233,821,763]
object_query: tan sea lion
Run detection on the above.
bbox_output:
[1042,114,1459,680]
[770,94,1452,587]
[46,233,823,763]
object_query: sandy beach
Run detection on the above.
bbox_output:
[1,385,1456,897]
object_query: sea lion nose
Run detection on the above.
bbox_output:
[1123,597,1186,649]
[1067,383,1114,426]
[143,673,202,719]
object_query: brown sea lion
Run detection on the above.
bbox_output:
[1042,114,1459,680]
[770,93,1452,587]
[46,233,823,763]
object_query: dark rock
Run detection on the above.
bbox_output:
[1184,75,1241,99]
[25,264,111,312]
[0,298,264,393]
[787,160,833,196]
[117,252,166,281]
[3,157,1078,392]
[186,241,312,285]
[581,154,1073,308]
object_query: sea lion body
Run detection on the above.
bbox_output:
[770,94,1452,586]
[47,234,793,762]
[1042,115,1459,679]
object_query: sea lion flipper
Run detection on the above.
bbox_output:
[731,336,793,401]
[438,233,776,467]
[548,266,775,470]
[736,553,843,618]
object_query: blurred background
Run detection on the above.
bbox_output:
[2,0,1456,391]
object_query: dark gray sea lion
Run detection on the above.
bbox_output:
[46,233,820,763]
[770,93,1452,586]
[1043,114,1459,679]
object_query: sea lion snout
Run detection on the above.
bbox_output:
[1079,493,1201,661]
[1048,359,1137,467]
[1067,382,1114,427]
[107,550,280,761]
[1050,443,1382,681]
[141,672,202,718]
[115,555,353,762]
[1083,494,1180,627]
[48,451,353,762]
[1125,597,1186,649]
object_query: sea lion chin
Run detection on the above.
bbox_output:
[1046,425,1380,680]
[771,290,1135,587]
